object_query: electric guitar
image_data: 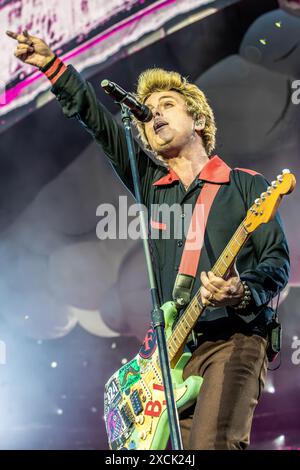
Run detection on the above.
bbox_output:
[104,170,296,450]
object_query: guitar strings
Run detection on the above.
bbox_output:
[167,221,249,360]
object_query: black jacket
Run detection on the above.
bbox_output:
[51,65,290,336]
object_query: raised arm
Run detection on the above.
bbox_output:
[6,30,156,197]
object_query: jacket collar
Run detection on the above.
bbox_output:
[153,155,231,186]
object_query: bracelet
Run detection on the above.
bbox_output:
[40,55,67,85]
[233,281,252,310]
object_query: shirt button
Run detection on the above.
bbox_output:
[177,240,183,247]
[181,213,185,218]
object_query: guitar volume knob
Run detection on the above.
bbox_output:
[135,415,145,425]
[139,430,147,440]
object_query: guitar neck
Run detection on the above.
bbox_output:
[168,220,250,364]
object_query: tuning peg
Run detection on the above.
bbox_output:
[271,181,277,188]
[267,186,272,195]
[260,192,267,200]
[255,198,261,206]
[277,174,283,183]
[282,169,290,174]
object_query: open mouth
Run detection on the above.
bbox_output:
[154,120,168,133]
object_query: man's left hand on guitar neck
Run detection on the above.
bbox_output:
[200,264,245,308]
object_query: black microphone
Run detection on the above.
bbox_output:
[101,79,152,122]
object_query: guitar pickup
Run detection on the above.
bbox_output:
[130,389,143,415]
[120,403,134,428]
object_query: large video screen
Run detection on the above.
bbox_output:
[1,0,224,122]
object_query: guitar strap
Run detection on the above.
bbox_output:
[172,182,222,307]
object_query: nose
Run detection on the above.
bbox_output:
[152,106,162,117]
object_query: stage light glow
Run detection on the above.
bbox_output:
[56,408,63,415]
[274,435,285,447]
[265,376,276,394]
[51,361,58,368]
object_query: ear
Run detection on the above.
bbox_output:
[194,116,206,132]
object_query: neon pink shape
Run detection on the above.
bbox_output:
[0,0,176,109]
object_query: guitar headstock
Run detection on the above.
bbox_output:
[244,169,296,233]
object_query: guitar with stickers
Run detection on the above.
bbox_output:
[104,170,295,450]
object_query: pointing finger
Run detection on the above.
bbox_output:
[6,30,33,45]
[22,29,34,45]
[6,30,18,40]
[23,30,32,41]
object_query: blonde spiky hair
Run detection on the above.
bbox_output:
[133,68,216,157]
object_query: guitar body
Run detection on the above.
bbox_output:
[104,301,203,450]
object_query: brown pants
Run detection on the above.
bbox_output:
[180,330,268,450]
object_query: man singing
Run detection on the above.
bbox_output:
[6,30,290,449]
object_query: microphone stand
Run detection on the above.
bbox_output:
[120,104,183,450]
